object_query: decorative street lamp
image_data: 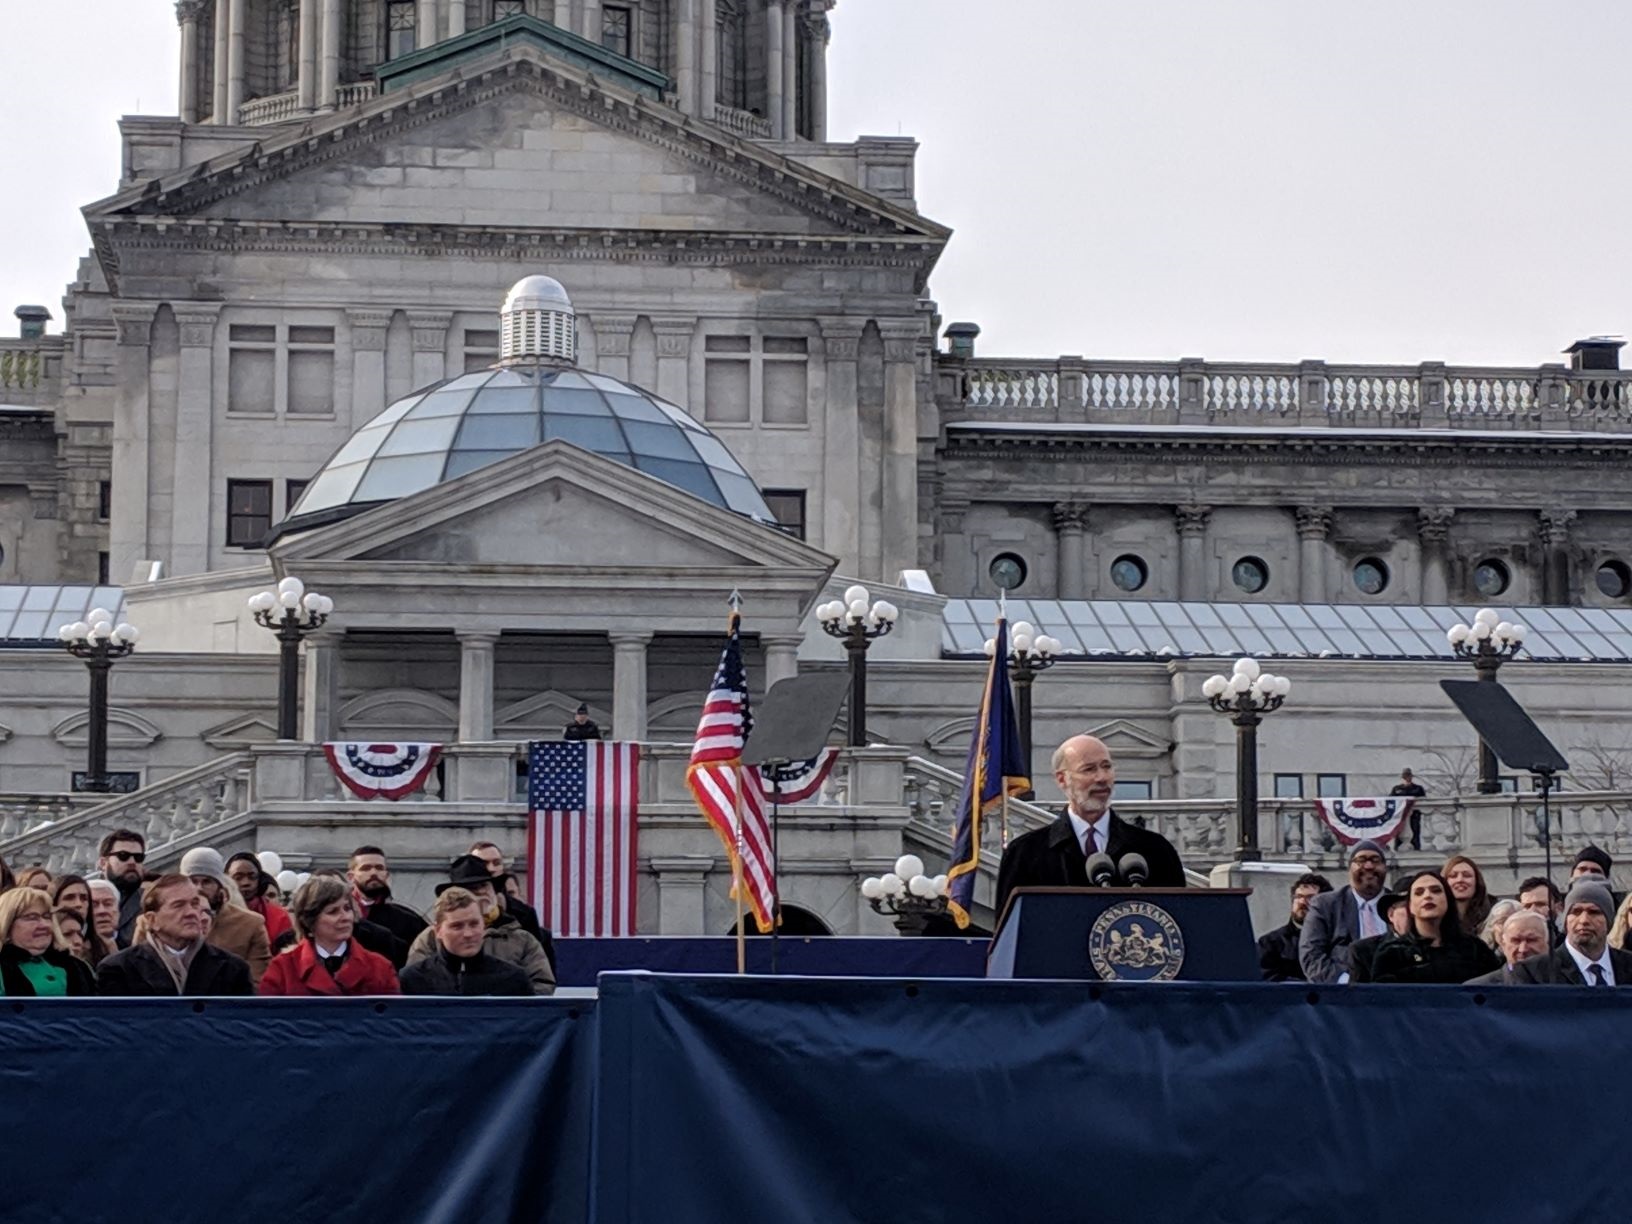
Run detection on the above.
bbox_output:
[816,584,899,747]
[860,854,950,935]
[248,576,334,741]
[1202,657,1291,862]
[57,608,140,793]
[1447,607,1525,795]
[985,620,1061,799]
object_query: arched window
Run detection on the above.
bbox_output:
[717,0,747,110]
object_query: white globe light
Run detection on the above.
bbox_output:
[816,601,836,622]
[302,592,322,612]
[1233,657,1260,681]
[279,590,300,609]
[1012,631,1033,654]
[276,869,300,893]
[89,620,112,640]
[1276,676,1292,697]
[1447,624,1469,646]
[1471,621,1492,641]
[296,872,311,886]
[861,877,883,900]
[1510,623,1527,642]
[68,621,90,640]
[317,595,335,615]
[843,584,869,607]
[1495,621,1513,641]
[894,854,925,881]
[114,623,140,644]
[873,600,898,623]
[277,577,304,598]
[847,598,869,621]
[57,624,76,642]
[1201,675,1227,698]
[87,607,112,626]
[983,638,997,657]
[257,850,284,875]
[1229,673,1252,694]
[879,872,903,897]
[909,874,934,898]
[1475,608,1499,627]
[1038,635,1060,656]
[932,873,949,896]
[1011,621,1035,640]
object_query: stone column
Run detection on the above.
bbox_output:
[212,0,231,121]
[652,857,711,933]
[109,304,158,582]
[554,0,572,31]
[170,306,222,574]
[456,631,498,741]
[699,0,717,119]
[582,0,602,43]
[318,0,340,109]
[761,633,802,690]
[818,318,863,573]
[417,0,439,47]
[764,0,784,139]
[591,315,636,382]
[673,0,698,113]
[937,498,970,592]
[177,2,205,124]
[1052,502,1090,599]
[347,310,391,430]
[652,318,695,410]
[781,0,797,138]
[300,631,342,742]
[879,319,921,581]
[227,0,247,123]
[1539,510,1577,605]
[610,631,653,742]
[1174,505,1211,601]
[1294,505,1333,603]
[296,0,318,110]
[408,312,452,388]
[447,0,466,36]
[1417,508,1454,604]
[807,4,829,140]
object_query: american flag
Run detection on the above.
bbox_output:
[686,612,838,933]
[525,740,640,937]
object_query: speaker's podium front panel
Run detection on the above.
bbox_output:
[987,888,1258,982]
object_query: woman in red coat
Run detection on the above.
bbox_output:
[259,874,400,997]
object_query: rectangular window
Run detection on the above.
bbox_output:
[287,326,335,416]
[285,478,309,515]
[464,327,500,372]
[601,4,632,56]
[762,489,806,540]
[229,321,335,416]
[1111,780,1153,801]
[762,336,808,425]
[228,323,276,415]
[1315,773,1347,798]
[1498,776,1520,794]
[97,551,110,585]
[98,481,112,520]
[1273,773,1304,799]
[226,479,274,548]
[704,335,751,424]
[387,0,417,58]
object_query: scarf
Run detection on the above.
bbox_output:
[146,933,203,994]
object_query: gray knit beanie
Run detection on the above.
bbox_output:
[1563,879,1614,924]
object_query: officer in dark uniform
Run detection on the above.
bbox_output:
[563,703,602,741]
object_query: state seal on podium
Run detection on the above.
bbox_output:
[1087,900,1186,981]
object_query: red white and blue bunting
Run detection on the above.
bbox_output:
[1313,797,1414,847]
[322,742,443,801]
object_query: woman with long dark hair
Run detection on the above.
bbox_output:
[1442,855,1493,939]
[1369,870,1501,984]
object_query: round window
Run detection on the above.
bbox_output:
[1231,556,1268,594]
[1597,560,1632,599]
[1353,557,1389,595]
[1110,554,1148,593]
[1473,559,1510,597]
[988,553,1027,591]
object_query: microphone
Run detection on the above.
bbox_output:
[1084,852,1116,887]
[1119,853,1149,887]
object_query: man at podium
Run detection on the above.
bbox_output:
[995,734,1186,917]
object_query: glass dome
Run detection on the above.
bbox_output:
[282,366,774,531]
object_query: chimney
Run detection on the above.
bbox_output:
[1564,336,1625,371]
[944,321,980,360]
[14,305,51,341]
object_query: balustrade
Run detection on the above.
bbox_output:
[713,105,773,139]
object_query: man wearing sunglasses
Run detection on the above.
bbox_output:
[96,828,148,946]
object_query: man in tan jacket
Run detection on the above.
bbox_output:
[179,846,272,986]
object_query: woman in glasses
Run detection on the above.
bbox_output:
[0,888,97,996]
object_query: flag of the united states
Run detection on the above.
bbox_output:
[526,740,640,937]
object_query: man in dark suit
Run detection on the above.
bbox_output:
[995,734,1185,920]
[1512,880,1632,985]
[95,875,254,997]
[1297,839,1390,984]
[1257,872,1332,981]
[1348,892,1409,982]
[1465,909,1550,986]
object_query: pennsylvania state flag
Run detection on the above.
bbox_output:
[945,616,1031,928]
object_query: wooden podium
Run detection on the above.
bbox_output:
[987,887,1258,981]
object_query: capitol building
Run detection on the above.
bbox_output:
[4,0,1632,929]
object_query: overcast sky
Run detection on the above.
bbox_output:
[6,1,1631,364]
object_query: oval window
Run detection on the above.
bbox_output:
[1232,556,1268,594]
[1110,554,1148,593]
[1597,560,1631,599]
[988,553,1027,591]
[1353,557,1389,595]
[1473,559,1510,598]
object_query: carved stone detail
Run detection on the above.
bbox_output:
[110,303,158,348]
[1051,502,1090,533]
[1417,506,1455,544]
[173,306,221,350]
[1539,509,1577,548]
[591,316,637,357]
[175,0,208,22]
[408,312,454,353]
[1294,504,1333,541]
[347,310,392,352]
[652,318,695,358]
[1174,505,1211,537]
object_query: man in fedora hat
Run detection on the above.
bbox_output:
[403,855,554,994]
[563,703,602,741]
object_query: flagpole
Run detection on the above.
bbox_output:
[733,760,747,975]
[1001,790,1010,849]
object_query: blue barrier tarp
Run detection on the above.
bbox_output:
[554,936,987,985]
[0,998,594,1224]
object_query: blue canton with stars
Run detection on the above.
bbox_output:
[529,742,588,809]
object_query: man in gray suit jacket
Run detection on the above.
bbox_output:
[1299,840,1390,983]
[1513,880,1632,985]
[1465,910,1550,986]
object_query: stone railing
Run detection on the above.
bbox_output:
[0,794,103,845]
[0,754,253,876]
[239,90,301,125]
[0,341,64,406]
[903,754,1059,846]
[948,357,1632,433]
[338,80,377,107]
[713,104,772,140]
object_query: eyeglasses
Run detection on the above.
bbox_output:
[16,912,52,924]
[109,851,146,863]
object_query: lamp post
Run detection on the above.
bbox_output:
[1446,607,1525,795]
[57,609,140,793]
[816,585,899,747]
[1202,657,1291,862]
[860,854,950,935]
[248,575,333,741]
[985,620,1061,798]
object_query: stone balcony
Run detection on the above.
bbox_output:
[237,81,378,126]
[0,337,66,409]
[939,355,1632,433]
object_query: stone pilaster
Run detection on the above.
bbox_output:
[300,630,342,742]
[456,631,499,741]
[591,315,636,382]
[1417,507,1454,604]
[781,0,798,138]
[652,857,712,934]
[698,0,717,119]
[764,0,785,139]
[171,305,221,574]
[408,312,452,388]
[610,630,653,742]
[1294,505,1333,603]
[176,1,207,124]
[226,0,246,123]
[109,303,158,582]
[1174,505,1211,601]
[806,3,831,140]
[818,317,864,573]
[296,0,318,111]
[1052,501,1090,599]
[212,0,230,121]
[652,317,695,409]
[673,0,698,113]
[347,310,391,429]
[879,319,921,581]
[318,0,341,109]
[1539,509,1577,605]
[761,633,803,691]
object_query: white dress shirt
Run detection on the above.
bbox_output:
[1067,808,1112,858]
[1354,892,1385,940]
[1565,940,1615,985]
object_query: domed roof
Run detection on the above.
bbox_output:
[283,365,774,529]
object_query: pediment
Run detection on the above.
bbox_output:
[273,441,836,575]
[88,43,945,246]
[200,713,280,750]
[53,709,164,749]
[1083,718,1172,758]
[337,688,459,739]
[495,691,609,738]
